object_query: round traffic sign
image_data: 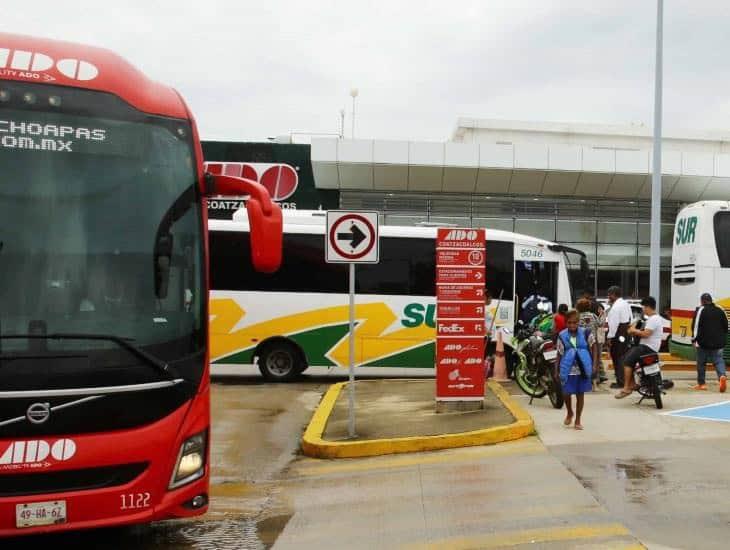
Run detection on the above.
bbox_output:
[328,214,376,260]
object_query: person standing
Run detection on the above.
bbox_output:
[691,293,728,392]
[556,310,596,430]
[606,286,633,389]
[554,303,568,335]
[577,298,608,385]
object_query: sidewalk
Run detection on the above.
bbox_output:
[280,436,644,549]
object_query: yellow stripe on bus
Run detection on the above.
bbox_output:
[209,298,434,367]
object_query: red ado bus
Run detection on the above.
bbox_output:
[0,33,282,535]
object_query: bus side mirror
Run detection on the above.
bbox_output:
[205,173,283,273]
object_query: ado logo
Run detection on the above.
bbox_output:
[0,439,76,465]
[205,162,299,202]
[0,48,98,81]
[443,229,478,241]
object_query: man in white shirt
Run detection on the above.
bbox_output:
[615,296,663,398]
[606,286,633,388]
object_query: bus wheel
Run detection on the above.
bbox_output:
[258,342,303,382]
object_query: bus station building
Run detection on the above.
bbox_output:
[204,118,730,308]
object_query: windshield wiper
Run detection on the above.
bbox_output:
[0,333,179,379]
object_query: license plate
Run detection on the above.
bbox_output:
[543,349,558,361]
[16,500,66,528]
[643,363,661,375]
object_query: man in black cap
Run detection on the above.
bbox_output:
[691,293,728,392]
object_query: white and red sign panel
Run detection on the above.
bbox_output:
[435,228,486,401]
[325,211,380,264]
[204,162,299,201]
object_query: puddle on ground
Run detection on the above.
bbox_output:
[3,513,293,550]
[566,456,666,506]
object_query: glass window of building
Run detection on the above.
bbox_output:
[598,221,637,244]
[473,218,514,232]
[557,220,597,243]
[514,219,556,241]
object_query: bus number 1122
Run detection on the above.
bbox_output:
[120,492,151,510]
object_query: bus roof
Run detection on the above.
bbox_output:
[212,209,559,248]
[0,33,188,119]
[678,200,730,214]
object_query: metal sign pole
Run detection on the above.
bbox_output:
[348,262,356,438]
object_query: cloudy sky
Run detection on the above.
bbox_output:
[6,1,730,142]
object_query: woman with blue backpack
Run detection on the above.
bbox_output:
[556,309,599,430]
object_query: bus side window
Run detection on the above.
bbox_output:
[208,231,348,293]
[714,212,730,267]
[357,237,434,296]
[485,241,514,300]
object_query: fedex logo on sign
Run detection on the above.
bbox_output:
[0,48,98,81]
[205,162,299,202]
[438,323,465,334]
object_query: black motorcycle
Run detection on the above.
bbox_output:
[512,325,564,409]
[630,351,665,409]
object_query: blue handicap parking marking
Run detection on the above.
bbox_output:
[666,401,730,422]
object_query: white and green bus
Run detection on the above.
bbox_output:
[671,201,730,360]
[208,210,588,380]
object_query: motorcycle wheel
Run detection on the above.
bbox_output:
[652,376,663,409]
[548,366,564,409]
[514,360,546,398]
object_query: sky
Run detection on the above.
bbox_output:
[5,0,730,142]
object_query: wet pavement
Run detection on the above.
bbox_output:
[4,377,326,549]
[5,370,729,548]
[518,374,730,549]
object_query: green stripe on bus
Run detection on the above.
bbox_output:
[361,341,435,368]
[212,323,352,366]
[290,323,352,366]
[670,340,695,361]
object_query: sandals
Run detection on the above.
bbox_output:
[614,390,632,399]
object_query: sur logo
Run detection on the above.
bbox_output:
[676,215,698,245]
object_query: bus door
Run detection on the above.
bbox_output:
[514,245,559,326]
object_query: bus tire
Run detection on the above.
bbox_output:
[257,341,305,382]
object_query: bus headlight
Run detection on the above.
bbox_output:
[169,431,206,489]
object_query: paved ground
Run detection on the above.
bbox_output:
[513,371,730,550]
[323,379,513,440]
[8,369,730,548]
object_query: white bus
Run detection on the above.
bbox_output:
[208,210,589,380]
[671,201,730,360]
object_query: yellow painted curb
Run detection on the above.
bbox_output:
[301,380,535,459]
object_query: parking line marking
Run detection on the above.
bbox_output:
[291,437,546,477]
[403,522,633,549]
[661,399,730,416]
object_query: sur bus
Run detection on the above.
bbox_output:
[209,210,589,381]
[671,200,730,360]
[0,34,282,535]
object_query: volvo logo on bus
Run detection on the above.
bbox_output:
[26,402,51,425]
[0,48,99,81]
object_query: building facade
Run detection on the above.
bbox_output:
[204,119,730,309]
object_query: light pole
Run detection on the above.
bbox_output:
[350,88,358,139]
[339,108,345,139]
[650,0,663,304]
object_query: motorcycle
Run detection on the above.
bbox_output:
[622,318,674,397]
[629,350,665,409]
[506,324,564,409]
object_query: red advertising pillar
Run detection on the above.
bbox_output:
[435,228,486,411]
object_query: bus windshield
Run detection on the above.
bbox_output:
[0,81,204,365]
